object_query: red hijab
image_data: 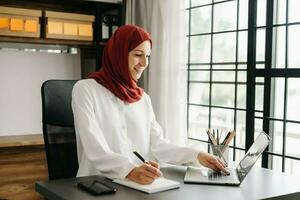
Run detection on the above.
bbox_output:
[89,25,152,103]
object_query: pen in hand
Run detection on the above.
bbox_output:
[133,151,163,177]
[133,151,148,163]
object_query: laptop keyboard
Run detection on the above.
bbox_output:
[208,168,236,181]
[209,172,223,180]
[184,167,240,185]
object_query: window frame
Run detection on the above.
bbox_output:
[186,0,300,172]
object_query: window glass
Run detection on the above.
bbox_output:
[255,111,263,118]
[255,84,264,111]
[286,123,300,159]
[256,77,264,84]
[284,158,300,175]
[256,63,265,69]
[237,71,247,83]
[211,83,235,107]
[256,28,266,62]
[270,78,285,119]
[274,0,286,24]
[191,6,212,34]
[190,35,211,63]
[287,78,300,121]
[288,25,300,68]
[270,155,283,172]
[189,71,210,81]
[257,0,266,26]
[238,64,247,70]
[236,110,246,148]
[211,108,234,129]
[212,71,235,82]
[188,105,209,140]
[237,84,246,109]
[213,1,237,32]
[191,0,212,7]
[239,0,248,29]
[238,31,248,62]
[189,83,210,105]
[254,118,263,135]
[270,120,283,155]
[289,0,300,23]
[272,27,285,68]
[213,32,236,62]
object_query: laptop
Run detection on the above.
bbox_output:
[184,131,271,186]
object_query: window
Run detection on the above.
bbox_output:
[186,0,300,174]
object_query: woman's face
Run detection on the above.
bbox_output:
[128,40,151,81]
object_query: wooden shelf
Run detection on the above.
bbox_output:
[0,37,111,50]
[0,134,44,148]
[0,36,96,47]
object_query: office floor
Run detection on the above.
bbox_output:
[0,135,48,200]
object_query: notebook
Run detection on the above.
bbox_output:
[184,131,271,186]
[113,177,180,194]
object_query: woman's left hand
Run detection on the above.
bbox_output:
[197,151,230,175]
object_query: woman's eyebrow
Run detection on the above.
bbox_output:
[133,50,151,54]
[133,50,144,53]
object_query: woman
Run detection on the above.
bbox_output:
[72,25,228,185]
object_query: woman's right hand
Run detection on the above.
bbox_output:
[126,161,163,185]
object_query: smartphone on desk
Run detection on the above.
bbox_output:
[77,180,116,195]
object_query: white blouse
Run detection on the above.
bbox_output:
[72,79,199,179]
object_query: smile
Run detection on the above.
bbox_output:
[134,68,143,74]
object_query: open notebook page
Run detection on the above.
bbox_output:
[113,177,180,194]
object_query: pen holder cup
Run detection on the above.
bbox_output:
[209,144,229,166]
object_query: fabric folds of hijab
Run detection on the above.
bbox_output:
[89,25,152,103]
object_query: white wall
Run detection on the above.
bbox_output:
[0,49,81,136]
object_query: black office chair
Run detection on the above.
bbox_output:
[41,80,79,180]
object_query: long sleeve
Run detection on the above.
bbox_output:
[72,81,135,179]
[145,95,199,164]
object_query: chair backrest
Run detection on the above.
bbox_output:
[41,80,79,180]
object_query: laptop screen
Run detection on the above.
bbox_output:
[236,131,271,182]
